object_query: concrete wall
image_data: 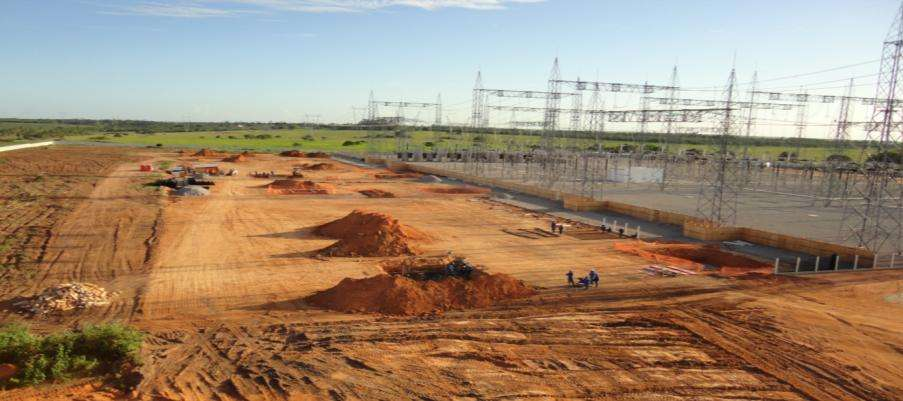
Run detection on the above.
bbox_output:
[389,161,874,260]
[0,141,55,153]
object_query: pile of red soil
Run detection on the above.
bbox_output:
[359,189,396,198]
[615,242,772,275]
[266,179,335,195]
[280,150,305,157]
[193,149,223,157]
[222,154,248,162]
[305,270,535,315]
[314,210,428,257]
[298,162,335,171]
[375,172,421,179]
[422,185,491,195]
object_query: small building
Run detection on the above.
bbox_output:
[193,163,220,175]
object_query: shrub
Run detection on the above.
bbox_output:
[0,323,143,389]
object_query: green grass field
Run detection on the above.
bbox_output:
[64,128,861,161]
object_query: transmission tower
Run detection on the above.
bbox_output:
[587,87,604,150]
[368,90,377,120]
[819,78,855,206]
[794,88,809,161]
[660,66,680,191]
[842,3,903,254]
[742,71,758,159]
[544,58,562,132]
[435,93,442,125]
[696,67,741,227]
[471,71,485,128]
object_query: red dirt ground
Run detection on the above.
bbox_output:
[314,210,428,256]
[358,189,396,198]
[615,241,772,275]
[305,270,535,315]
[279,150,305,157]
[265,179,335,195]
[297,162,335,170]
[421,185,491,194]
[192,149,223,157]
[221,154,248,162]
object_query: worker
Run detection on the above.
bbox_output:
[566,270,575,287]
[589,269,599,287]
[550,221,557,232]
[577,276,590,290]
[558,224,564,235]
[618,228,625,238]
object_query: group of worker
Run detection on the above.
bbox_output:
[599,224,634,238]
[549,221,565,235]
[565,269,599,290]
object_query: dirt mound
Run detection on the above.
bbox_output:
[314,210,428,256]
[193,149,223,157]
[15,282,112,314]
[222,154,248,162]
[280,150,305,157]
[306,151,330,158]
[615,242,772,275]
[359,189,396,198]
[305,270,535,315]
[299,162,335,171]
[422,185,491,195]
[266,179,335,195]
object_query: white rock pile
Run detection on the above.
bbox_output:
[16,282,112,314]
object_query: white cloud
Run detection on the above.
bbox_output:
[100,0,544,17]
[102,3,238,18]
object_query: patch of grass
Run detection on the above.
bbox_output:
[0,323,143,389]
[65,128,864,161]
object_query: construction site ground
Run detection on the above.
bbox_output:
[0,146,901,401]
[413,162,857,250]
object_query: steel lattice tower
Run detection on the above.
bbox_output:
[471,71,484,128]
[842,3,903,254]
[368,90,377,120]
[543,58,562,133]
[696,68,741,227]
[819,79,855,206]
[435,93,442,125]
[742,71,758,159]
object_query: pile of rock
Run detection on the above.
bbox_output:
[17,283,112,314]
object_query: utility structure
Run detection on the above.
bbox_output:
[841,3,903,254]
[696,67,742,227]
[471,87,579,129]
[818,79,857,206]
[367,91,442,126]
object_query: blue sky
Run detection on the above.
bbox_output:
[0,0,900,129]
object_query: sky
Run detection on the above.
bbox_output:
[0,0,901,135]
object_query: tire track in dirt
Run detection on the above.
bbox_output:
[0,150,166,325]
[670,306,897,401]
[135,304,810,401]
